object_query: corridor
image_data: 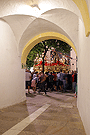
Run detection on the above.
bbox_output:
[0,91,86,135]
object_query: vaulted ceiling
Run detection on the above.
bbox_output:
[0,0,90,58]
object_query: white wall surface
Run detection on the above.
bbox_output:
[77,19,90,135]
[0,19,26,109]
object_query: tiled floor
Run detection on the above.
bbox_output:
[0,91,86,135]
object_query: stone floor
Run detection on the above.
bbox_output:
[0,91,86,135]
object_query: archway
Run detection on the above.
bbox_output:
[22,32,78,95]
[21,32,77,67]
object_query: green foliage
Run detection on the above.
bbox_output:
[26,42,44,67]
[26,39,71,68]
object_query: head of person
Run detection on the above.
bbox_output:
[41,71,44,75]
[50,72,52,75]
[60,69,62,72]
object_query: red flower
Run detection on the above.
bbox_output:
[40,61,42,65]
[56,61,59,64]
[45,62,47,66]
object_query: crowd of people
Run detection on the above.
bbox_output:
[25,69,77,97]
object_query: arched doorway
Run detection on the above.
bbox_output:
[21,32,77,67]
[21,32,78,95]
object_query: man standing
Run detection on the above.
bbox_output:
[59,70,64,92]
[52,71,57,91]
[25,69,32,94]
[40,71,47,95]
[74,71,77,93]
[48,72,54,91]
[72,71,77,93]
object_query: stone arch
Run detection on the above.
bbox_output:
[21,32,77,66]
[72,0,90,37]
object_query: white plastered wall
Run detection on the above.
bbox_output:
[77,19,90,135]
[0,19,26,109]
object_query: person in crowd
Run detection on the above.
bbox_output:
[33,71,37,79]
[72,71,77,93]
[67,71,72,90]
[74,71,77,93]
[45,72,49,91]
[71,70,74,75]
[56,72,58,90]
[72,71,75,92]
[39,71,47,95]
[57,72,61,91]
[31,77,36,93]
[65,71,67,90]
[48,72,54,91]
[52,71,57,91]
[59,69,64,92]
[31,74,38,93]
[38,72,42,91]
[62,70,67,92]
[25,69,32,94]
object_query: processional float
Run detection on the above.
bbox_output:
[33,49,70,73]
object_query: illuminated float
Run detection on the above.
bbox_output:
[33,48,70,73]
